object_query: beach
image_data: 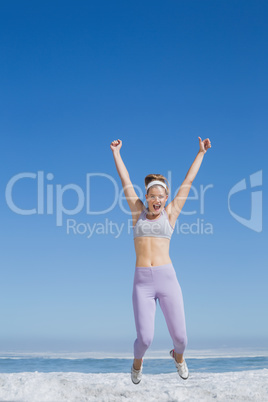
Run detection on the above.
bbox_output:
[0,350,267,401]
[0,370,268,401]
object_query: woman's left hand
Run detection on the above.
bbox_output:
[198,137,212,154]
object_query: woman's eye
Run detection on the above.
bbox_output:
[150,196,164,200]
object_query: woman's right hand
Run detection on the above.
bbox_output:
[110,139,122,153]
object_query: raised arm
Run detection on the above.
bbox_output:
[165,137,212,224]
[110,139,144,217]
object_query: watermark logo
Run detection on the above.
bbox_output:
[5,169,263,236]
[228,170,262,232]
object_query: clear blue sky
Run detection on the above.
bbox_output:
[0,0,267,353]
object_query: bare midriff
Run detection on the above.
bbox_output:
[134,236,172,267]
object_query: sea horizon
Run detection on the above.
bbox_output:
[1,346,268,360]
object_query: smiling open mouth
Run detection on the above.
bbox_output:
[153,205,161,211]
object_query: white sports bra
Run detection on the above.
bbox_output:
[133,207,174,240]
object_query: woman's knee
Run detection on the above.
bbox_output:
[138,333,154,349]
[173,333,188,352]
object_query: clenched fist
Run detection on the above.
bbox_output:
[110,139,122,153]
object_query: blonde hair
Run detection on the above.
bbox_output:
[144,174,170,196]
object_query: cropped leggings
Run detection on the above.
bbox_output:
[132,263,187,359]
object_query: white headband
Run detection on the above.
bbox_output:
[146,180,167,191]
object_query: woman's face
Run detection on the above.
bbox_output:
[145,186,168,214]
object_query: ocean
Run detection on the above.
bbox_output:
[0,349,267,401]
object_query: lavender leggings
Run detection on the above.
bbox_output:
[132,263,187,359]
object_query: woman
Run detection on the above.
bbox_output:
[110,137,211,384]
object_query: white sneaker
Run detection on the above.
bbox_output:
[131,359,143,384]
[170,349,189,380]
